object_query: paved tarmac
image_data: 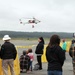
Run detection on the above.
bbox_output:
[13,40,73,75]
[20,52,73,75]
[0,40,73,75]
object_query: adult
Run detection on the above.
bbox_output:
[46,35,65,75]
[35,37,45,70]
[69,39,75,75]
[1,35,17,75]
[61,39,67,52]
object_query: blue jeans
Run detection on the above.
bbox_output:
[29,61,32,71]
[48,70,62,75]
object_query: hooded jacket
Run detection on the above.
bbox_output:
[35,41,44,55]
[46,45,65,71]
[1,42,17,60]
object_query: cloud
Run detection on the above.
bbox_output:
[0,0,75,32]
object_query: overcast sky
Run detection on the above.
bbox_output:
[0,0,75,32]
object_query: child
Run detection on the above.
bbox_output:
[28,48,34,71]
[20,50,30,73]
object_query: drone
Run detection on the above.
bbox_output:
[19,17,41,28]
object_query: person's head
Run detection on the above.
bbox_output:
[72,39,75,44]
[38,37,44,44]
[28,48,32,53]
[48,34,60,47]
[23,50,26,55]
[2,35,11,42]
[73,33,75,37]
[62,39,65,42]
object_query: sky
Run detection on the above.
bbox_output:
[0,0,75,32]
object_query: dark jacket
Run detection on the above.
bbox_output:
[46,45,65,71]
[35,41,44,54]
[20,54,30,70]
[69,43,75,63]
[69,47,73,57]
[1,41,17,60]
[0,50,1,58]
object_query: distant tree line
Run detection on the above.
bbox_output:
[0,31,74,39]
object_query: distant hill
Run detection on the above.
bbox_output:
[0,31,74,39]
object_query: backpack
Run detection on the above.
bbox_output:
[33,63,39,70]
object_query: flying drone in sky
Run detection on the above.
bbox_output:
[19,17,41,28]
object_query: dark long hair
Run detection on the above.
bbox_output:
[48,35,60,47]
[39,37,45,44]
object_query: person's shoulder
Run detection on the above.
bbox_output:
[26,54,30,57]
[65,42,67,44]
[31,53,34,55]
[20,55,24,58]
[10,42,14,44]
[10,42,15,46]
[25,55,30,59]
[39,42,43,45]
[1,43,4,46]
[46,46,49,49]
[1,43,6,47]
[56,45,63,51]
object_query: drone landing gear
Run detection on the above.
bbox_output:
[32,25,34,28]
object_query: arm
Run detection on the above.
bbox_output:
[69,46,73,57]
[0,45,5,59]
[57,47,66,66]
[46,46,50,62]
[13,45,17,60]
